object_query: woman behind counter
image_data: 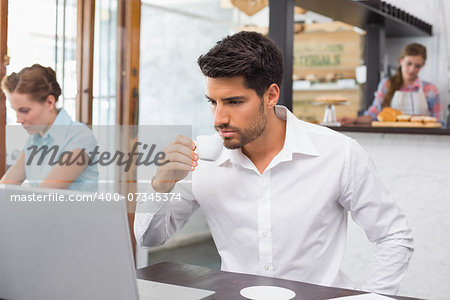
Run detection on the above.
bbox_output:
[341,43,441,125]
[0,64,98,191]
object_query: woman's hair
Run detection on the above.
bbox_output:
[382,43,427,108]
[1,64,62,103]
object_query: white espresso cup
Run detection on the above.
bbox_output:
[195,135,223,162]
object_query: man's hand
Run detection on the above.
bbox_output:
[152,135,198,193]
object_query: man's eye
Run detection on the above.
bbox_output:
[19,109,29,113]
[229,100,241,105]
[208,99,217,105]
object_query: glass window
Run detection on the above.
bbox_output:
[136,0,269,265]
[55,0,78,118]
[5,0,77,167]
[6,0,77,122]
[92,0,117,125]
[139,0,269,138]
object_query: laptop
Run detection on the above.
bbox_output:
[0,185,215,300]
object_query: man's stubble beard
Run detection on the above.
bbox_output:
[217,101,267,150]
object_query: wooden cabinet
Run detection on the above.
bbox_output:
[292,22,364,123]
[293,23,363,80]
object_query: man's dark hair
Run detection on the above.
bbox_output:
[197,31,284,98]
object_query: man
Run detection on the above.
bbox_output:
[135,31,413,294]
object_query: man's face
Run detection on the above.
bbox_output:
[206,76,266,149]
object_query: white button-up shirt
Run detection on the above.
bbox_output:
[135,106,413,294]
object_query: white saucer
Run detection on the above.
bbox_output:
[240,285,296,300]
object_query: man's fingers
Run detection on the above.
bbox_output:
[162,152,197,168]
[161,161,195,172]
[171,135,196,150]
[162,143,198,162]
[152,136,196,192]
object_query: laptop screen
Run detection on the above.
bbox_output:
[0,185,139,300]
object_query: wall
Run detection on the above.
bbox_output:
[385,0,450,124]
[340,132,450,300]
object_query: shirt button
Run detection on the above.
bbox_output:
[262,232,267,237]
[264,265,269,270]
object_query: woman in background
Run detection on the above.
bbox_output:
[341,43,441,124]
[0,64,98,191]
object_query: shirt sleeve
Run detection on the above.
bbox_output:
[64,125,97,154]
[134,179,199,247]
[364,79,389,120]
[338,138,414,295]
[423,82,441,122]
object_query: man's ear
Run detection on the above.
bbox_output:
[265,83,280,108]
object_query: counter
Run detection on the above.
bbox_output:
[328,124,450,135]
[137,125,450,299]
[334,127,450,300]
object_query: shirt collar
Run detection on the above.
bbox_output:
[216,146,250,168]
[404,78,421,90]
[35,108,72,142]
[216,105,319,167]
[278,105,320,157]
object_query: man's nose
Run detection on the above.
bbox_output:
[214,103,229,126]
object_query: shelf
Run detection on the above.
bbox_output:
[327,125,450,135]
[295,0,432,37]
[293,85,360,91]
[293,80,360,91]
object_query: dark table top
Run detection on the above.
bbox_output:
[327,124,450,135]
[137,262,421,300]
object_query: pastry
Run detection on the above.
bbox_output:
[423,116,437,123]
[377,107,402,122]
[410,116,425,123]
[396,115,412,122]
